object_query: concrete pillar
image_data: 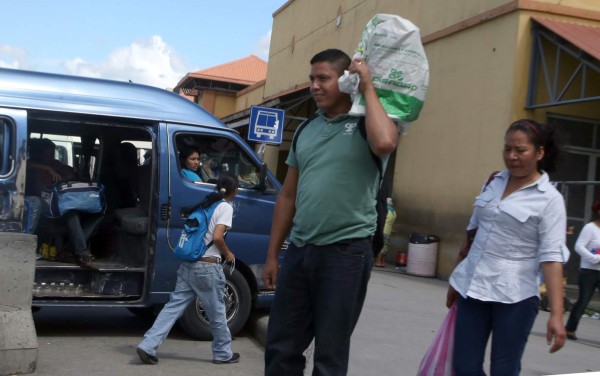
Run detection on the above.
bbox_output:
[0,233,38,375]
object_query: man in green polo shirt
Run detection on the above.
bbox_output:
[263,48,399,375]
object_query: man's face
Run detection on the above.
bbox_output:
[309,61,350,117]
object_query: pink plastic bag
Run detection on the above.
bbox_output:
[417,304,457,376]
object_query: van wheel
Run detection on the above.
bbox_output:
[179,269,252,340]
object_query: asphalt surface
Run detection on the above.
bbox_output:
[30,265,600,375]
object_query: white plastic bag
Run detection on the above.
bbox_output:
[340,14,429,132]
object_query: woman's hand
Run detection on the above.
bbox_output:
[446,285,458,308]
[547,315,566,353]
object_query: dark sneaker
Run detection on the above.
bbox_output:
[213,352,240,364]
[137,347,159,365]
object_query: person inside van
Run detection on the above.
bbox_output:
[26,138,96,269]
[179,146,202,182]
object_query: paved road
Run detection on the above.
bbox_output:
[32,307,264,376]
[30,267,600,375]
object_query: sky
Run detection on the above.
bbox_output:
[0,0,287,88]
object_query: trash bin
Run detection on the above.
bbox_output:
[406,233,440,277]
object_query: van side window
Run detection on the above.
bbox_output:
[0,117,14,176]
[176,135,265,189]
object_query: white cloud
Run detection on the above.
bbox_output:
[0,44,30,69]
[62,36,187,89]
[253,30,271,60]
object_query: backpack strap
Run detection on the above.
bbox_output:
[483,170,500,192]
[292,115,383,183]
[291,113,319,155]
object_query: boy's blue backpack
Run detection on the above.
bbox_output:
[173,200,222,261]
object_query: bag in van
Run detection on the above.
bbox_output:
[41,181,106,218]
[173,200,223,262]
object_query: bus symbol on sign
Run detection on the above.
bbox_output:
[248,106,285,145]
[255,111,279,139]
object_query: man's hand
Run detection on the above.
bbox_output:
[547,315,566,353]
[262,257,279,290]
[349,58,373,94]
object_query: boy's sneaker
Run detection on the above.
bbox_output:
[137,347,159,365]
[213,352,240,364]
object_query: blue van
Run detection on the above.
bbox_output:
[0,68,282,340]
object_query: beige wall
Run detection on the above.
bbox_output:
[235,83,266,113]
[392,14,520,279]
[211,93,236,119]
[266,0,512,98]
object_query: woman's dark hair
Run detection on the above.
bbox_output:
[310,49,351,76]
[506,119,562,173]
[198,172,239,209]
[178,146,200,169]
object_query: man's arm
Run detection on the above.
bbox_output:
[350,58,399,157]
[261,166,299,289]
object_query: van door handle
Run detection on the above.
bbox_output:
[160,203,170,221]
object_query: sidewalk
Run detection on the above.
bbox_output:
[250,265,600,376]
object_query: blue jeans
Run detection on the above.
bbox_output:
[566,268,600,333]
[138,261,232,361]
[264,238,373,376]
[453,296,539,376]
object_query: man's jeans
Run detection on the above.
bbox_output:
[453,295,539,376]
[138,261,232,361]
[566,268,600,333]
[265,238,373,376]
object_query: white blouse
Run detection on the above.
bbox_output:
[574,222,600,271]
[450,170,566,304]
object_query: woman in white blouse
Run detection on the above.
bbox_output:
[446,119,567,376]
[565,201,600,341]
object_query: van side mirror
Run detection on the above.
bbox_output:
[258,162,268,192]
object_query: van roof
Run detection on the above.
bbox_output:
[0,68,227,129]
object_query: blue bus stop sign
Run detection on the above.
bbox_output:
[248,106,285,145]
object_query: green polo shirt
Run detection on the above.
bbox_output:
[286,110,387,246]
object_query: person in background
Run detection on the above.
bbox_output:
[446,119,566,375]
[565,201,600,340]
[26,138,95,269]
[375,197,397,267]
[262,48,398,375]
[179,146,202,182]
[136,173,240,365]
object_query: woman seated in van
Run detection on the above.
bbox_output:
[26,138,96,269]
[179,146,202,182]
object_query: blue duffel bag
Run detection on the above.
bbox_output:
[41,181,106,218]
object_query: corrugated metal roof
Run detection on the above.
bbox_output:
[189,55,267,85]
[533,17,600,61]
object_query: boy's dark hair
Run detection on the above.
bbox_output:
[28,138,55,162]
[310,49,351,76]
[506,119,563,173]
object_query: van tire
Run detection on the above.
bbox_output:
[179,269,252,340]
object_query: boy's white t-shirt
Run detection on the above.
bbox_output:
[202,201,233,259]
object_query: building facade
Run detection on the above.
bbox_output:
[218,0,600,281]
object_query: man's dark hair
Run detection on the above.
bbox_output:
[310,49,351,76]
